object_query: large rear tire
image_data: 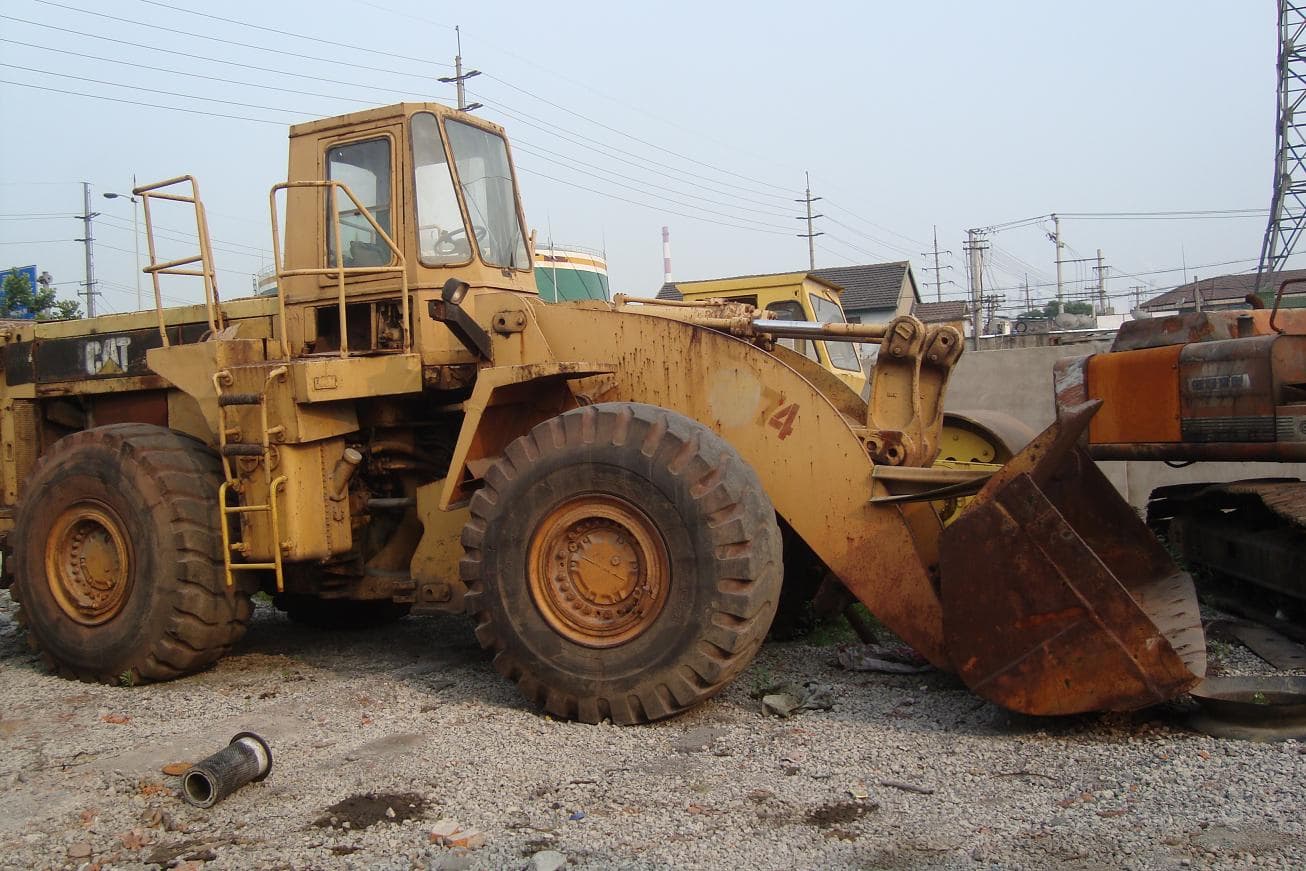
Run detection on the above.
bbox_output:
[11,424,252,684]
[461,402,782,724]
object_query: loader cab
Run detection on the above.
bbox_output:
[668,273,869,395]
[277,103,536,365]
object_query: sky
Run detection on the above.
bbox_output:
[0,0,1284,318]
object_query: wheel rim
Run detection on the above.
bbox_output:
[528,494,671,648]
[44,502,132,626]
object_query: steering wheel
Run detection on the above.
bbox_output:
[419,224,488,257]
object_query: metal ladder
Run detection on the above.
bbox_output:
[212,365,290,592]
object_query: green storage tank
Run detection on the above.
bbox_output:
[534,245,609,301]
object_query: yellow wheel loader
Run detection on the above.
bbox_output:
[0,103,1205,722]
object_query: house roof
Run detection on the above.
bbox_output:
[655,270,845,301]
[1141,268,1306,310]
[657,262,919,309]
[912,300,967,323]
[811,262,917,312]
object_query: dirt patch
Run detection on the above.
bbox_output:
[804,800,876,828]
[313,792,428,829]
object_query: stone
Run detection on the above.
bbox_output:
[531,849,567,871]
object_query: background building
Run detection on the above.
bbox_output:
[810,262,919,324]
[1139,268,1306,315]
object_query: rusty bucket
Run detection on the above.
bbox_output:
[938,402,1206,715]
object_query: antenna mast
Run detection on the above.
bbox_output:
[438,26,484,112]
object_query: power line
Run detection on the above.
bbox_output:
[1,78,290,125]
[96,215,268,260]
[66,0,817,227]
[823,233,897,264]
[510,139,793,219]
[478,76,799,201]
[98,217,268,255]
[0,16,412,98]
[357,0,800,183]
[7,75,803,239]
[479,93,798,207]
[29,0,448,87]
[7,33,794,227]
[0,38,386,106]
[511,144,794,231]
[822,215,917,258]
[960,256,1263,296]
[1,65,310,116]
[8,4,826,240]
[514,165,793,237]
[129,0,453,70]
[1059,208,1266,218]
[820,198,931,252]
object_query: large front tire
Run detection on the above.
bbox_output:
[11,424,252,684]
[461,403,782,724]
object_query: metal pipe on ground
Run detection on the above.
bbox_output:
[181,732,273,808]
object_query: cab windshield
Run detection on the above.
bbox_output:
[411,113,531,270]
[446,119,530,269]
[810,294,863,371]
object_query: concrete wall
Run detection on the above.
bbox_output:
[945,343,1306,510]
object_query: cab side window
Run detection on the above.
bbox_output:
[326,138,392,268]
[766,299,818,362]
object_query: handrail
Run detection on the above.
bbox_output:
[269,180,410,359]
[1270,276,1306,333]
[132,175,224,346]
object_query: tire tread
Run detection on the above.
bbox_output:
[12,424,250,685]
[461,402,781,725]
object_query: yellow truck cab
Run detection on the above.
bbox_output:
[662,272,868,395]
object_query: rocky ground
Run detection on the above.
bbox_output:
[1,590,1303,871]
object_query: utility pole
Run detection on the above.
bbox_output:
[438,26,483,112]
[981,292,1005,332]
[920,225,953,302]
[1023,274,1031,311]
[963,229,988,350]
[1051,213,1065,302]
[794,172,823,270]
[102,174,141,310]
[1093,248,1108,314]
[75,182,99,317]
[1130,285,1146,309]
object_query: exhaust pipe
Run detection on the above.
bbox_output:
[181,732,273,808]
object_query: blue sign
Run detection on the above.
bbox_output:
[1,264,39,319]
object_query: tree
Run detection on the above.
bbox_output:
[53,299,83,319]
[1,270,82,320]
[1017,299,1094,321]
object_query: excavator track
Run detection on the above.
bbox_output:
[1148,479,1306,627]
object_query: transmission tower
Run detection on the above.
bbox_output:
[1254,2,1306,300]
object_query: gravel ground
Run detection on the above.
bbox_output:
[1,589,1303,871]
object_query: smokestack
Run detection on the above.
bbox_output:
[662,226,672,283]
